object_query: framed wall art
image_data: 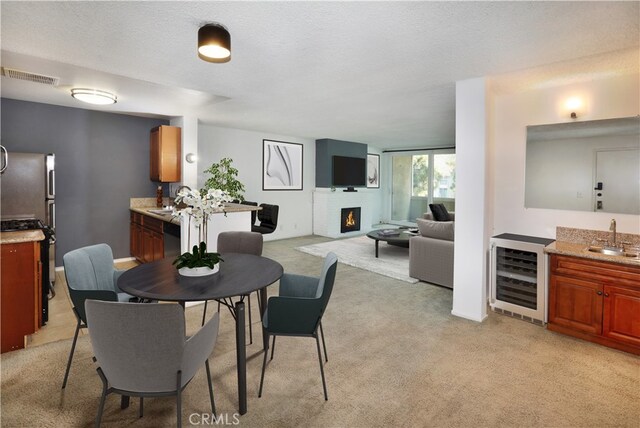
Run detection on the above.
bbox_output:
[367,153,380,188]
[262,139,303,191]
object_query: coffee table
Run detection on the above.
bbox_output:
[366,229,417,258]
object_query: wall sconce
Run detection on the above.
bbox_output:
[185,153,198,163]
[198,23,231,63]
[565,97,582,119]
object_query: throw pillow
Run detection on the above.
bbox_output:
[416,218,455,241]
[429,203,450,221]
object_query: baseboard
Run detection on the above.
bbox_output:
[450,309,488,323]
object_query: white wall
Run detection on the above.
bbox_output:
[492,73,640,238]
[367,146,384,224]
[197,124,315,241]
[452,77,490,322]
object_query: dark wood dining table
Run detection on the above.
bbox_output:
[117,253,283,415]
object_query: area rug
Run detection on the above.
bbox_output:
[296,235,418,283]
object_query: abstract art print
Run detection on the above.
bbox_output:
[263,140,303,190]
[367,154,380,188]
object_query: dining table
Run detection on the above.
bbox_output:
[117,253,284,415]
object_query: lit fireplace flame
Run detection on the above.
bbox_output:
[345,211,356,227]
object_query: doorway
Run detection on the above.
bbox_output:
[594,148,640,214]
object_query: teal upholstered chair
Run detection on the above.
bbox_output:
[86,301,219,428]
[258,252,338,400]
[61,244,134,389]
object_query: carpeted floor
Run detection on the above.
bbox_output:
[296,235,418,283]
[1,236,639,427]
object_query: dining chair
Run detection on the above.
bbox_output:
[258,252,338,401]
[61,243,134,389]
[85,300,220,428]
[207,231,263,344]
[251,203,279,234]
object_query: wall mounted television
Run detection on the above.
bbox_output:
[332,155,366,190]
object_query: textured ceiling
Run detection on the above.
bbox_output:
[1,1,638,149]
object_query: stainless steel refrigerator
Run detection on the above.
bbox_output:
[0,149,56,283]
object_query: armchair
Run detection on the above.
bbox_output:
[61,243,134,389]
[409,213,455,288]
[258,252,338,400]
[85,301,219,428]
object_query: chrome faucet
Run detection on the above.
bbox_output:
[174,185,191,197]
[609,219,617,247]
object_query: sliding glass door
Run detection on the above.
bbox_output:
[391,150,455,223]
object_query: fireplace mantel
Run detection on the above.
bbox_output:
[313,188,373,238]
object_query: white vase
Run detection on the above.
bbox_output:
[178,264,219,277]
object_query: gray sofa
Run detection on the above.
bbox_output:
[409,212,454,288]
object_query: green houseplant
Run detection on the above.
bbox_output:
[203,158,246,202]
[172,242,223,276]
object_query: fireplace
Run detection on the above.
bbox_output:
[340,207,361,233]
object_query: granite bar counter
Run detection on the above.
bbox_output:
[0,230,45,244]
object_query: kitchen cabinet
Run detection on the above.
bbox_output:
[150,125,181,182]
[548,254,640,354]
[1,241,41,353]
[130,212,164,263]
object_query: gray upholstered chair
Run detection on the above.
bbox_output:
[85,300,220,428]
[61,243,134,389]
[258,252,338,401]
[207,231,263,344]
[409,212,455,288]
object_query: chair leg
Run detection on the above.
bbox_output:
[95,368,108,428]
[139,397,144,418]
[315,334,328,401]
[270,335,276,361]
[319,321,328,362]
[62,317,81,389]
[205,359,217,417]
[176,370,182,428]
[248,295,253,345]
[258,334,270,397]
[201,301,208,326]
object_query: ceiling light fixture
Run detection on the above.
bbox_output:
[71,88,117,105]
[198,23,231,63]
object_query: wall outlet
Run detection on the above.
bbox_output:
[576,192,584,198]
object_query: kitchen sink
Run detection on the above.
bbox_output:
[587,245,640,258]
[148,209,173,215]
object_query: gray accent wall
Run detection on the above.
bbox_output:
[315,138,367,188]
[1,98,168,265]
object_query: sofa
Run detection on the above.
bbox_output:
[409,212,455,288]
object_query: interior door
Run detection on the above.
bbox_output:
[594,148,640,214]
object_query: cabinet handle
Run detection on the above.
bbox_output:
[604,293,609,297]
[596,291,603,295]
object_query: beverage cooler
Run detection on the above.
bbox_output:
[490,233,555,325]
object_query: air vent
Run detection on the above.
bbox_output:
[1,67,59,86]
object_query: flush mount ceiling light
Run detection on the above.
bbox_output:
[198,23,231,63]
[71,88,117,105]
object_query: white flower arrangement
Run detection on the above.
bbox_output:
[172,188,231,226]
[172,188,232,244]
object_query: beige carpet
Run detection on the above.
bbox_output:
[2,236,639,427]
[296,235,418,283]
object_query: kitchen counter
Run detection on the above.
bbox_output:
[545,240,640,266]
[0,230,45,244]
[130,203,261,225]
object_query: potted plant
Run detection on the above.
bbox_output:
[172,241,224,276]
[203,158,246,201]
[172,187,231,276]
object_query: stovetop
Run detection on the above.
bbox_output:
[1,218,48,232]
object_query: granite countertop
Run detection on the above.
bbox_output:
[0,230,46,244]
[131,203,260,225]
[545,241,640,266]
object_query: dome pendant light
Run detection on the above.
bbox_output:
[198,23,231,63]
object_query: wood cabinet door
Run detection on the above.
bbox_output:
[1,242,38,353]
[150,127,160,181]
[603,285,640,347]
[549,274,603,335]
[142,228,155,263]
[152,231,164,261]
